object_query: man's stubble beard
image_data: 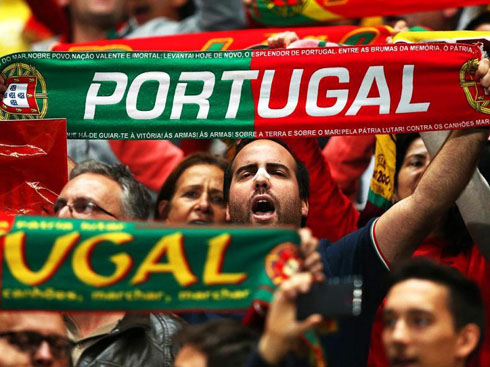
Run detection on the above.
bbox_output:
[228,192,304,227]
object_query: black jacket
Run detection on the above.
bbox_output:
[77,313,182,367]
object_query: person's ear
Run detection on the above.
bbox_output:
[455,323,480,360]
[301,198,309,218]
[225,205,231,222]
[158,200,169,220]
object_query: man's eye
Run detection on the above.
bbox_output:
[239,171,253,179]
[271,169,286,177]
[411,316,430,328]
[53,200,66,213]
[383,316,396,328]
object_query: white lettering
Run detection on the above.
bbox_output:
[395,65,430,113]
[84,72,128,119]
[222,70,259,119]
[346,66,390,116]
[126,72,170,119]
[171,72,215,119]
[258,69,303,118]
[306,67,349,116]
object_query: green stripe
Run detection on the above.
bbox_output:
[0,51,255,139]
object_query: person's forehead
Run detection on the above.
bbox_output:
[61,173,121,198]
[405,138,428,158]
[232,140,296,171]
[386,279,450,314]
[177,164,224,187]
[175,345,207,367]
[0,312,66,336]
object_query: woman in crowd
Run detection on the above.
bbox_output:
[154,152,228,224]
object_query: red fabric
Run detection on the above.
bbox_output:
[52,25,392,51]
[284,138,359,241]
[368,238,490,367]
[179,139,212,156]
[23,15,55,42]
[25,0,69,37]
[109,140,183,192]
[0,119,67,217]
[323,135,376,200]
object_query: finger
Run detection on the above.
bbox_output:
[476,58,490,79]
[479,70,490,90]
[297,314,323,334]
[313,272,325,282]
[281,272,313,300]
[303,251,321,269]
[298,228,318,256]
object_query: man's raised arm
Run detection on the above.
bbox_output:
[374,60,490,265]
[421,130,490,261]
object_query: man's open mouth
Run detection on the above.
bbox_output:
[251,195,276,222]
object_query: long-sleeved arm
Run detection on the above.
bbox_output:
[421,130,490,261]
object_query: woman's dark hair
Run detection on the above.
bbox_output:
[395,134,473,255]
[154,152,228,219]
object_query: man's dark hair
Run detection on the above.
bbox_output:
[155,152,228,219]
[70,159,151,220]
[174,320,258,367]
[390,258,485,355]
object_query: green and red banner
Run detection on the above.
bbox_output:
[0,215,300,311]
[52,25,392,52]
[245,0,490,26]
[1,44,489,139]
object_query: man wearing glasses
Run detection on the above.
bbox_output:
[0,311,71,367]
[54,160,151,220]
[53,160,182,367]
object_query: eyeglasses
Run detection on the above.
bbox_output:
[0,331,73,359]
[53,197,118,219]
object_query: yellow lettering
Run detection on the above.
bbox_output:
[72,233,133,287]
[131,233,197,286]
[203,234,247,285]
[4,232,79,286]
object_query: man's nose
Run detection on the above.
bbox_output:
[391,319,410,344]
[253,167,271,189]
[32,341,54,367]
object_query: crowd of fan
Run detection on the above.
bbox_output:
[0,1,490,367]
